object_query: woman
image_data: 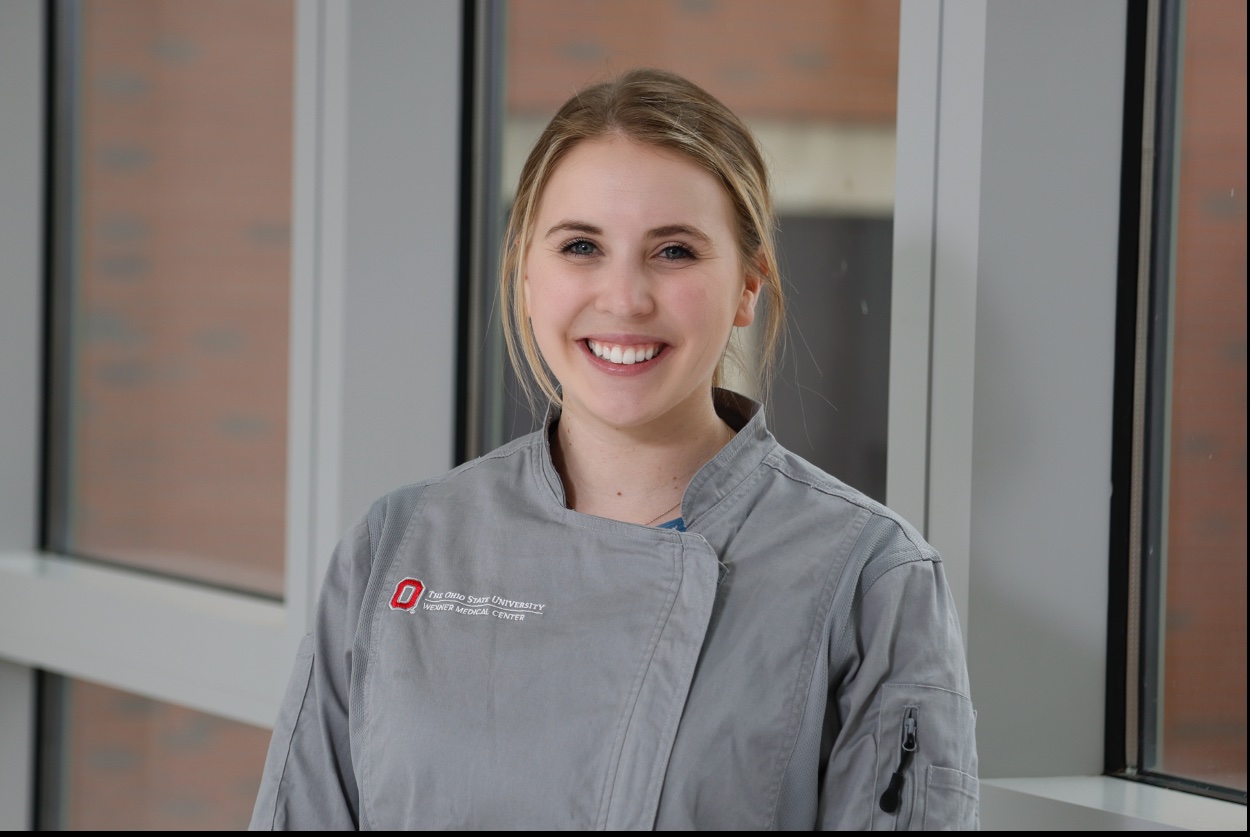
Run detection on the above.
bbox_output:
[251,68,978,830]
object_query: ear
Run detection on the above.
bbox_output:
[733,254,764,328]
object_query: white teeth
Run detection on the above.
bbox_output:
[587,340,661,365]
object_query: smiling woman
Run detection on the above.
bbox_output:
[521,136,759,522]
[250,69,978,830]
[500,71,786,409]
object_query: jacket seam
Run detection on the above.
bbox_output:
[825,542,927,691]
[597,541,684,828]
[879,681,974,702]
[266,645,316,829]
[638,539,710,827]
[356,483,435,830]
[761,456,939,562]
[860,549,931,597]
[765,507,873,828]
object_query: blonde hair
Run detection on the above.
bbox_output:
[501,68,784,409]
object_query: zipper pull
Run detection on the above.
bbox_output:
[879,708,918,814]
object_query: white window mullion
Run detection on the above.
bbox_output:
[0,1,54,828]
[888,0,942,544]
[289,0,337,626]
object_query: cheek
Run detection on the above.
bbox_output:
[668,285,739,366]
[522,271,578,343]
[677,280,740,329]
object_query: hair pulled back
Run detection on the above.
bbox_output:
[501,68,783,408]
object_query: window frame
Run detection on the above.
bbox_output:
[0,0,321,732]
[891,0,1117,776]
[0,0,1243,830]
[1113,0,1247,803]
[888,0,1242,825]
[0,0,463,828]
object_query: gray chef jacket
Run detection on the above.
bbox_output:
[250,391,979,830]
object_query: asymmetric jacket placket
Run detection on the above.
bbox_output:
[250,392,979,830]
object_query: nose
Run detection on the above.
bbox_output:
[595,260,655,318]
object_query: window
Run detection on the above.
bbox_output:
[465,0,900,501]
[45,0,294,598]
[1,1,1240,828]
[35,0,296,826]
[37,678,270,830]
[1126,0,1246,798]
[6,1,466,831]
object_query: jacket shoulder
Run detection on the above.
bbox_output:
[759,445,936,565]
[362,428,545,543]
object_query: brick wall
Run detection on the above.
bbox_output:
[506,0,899,122]
[71,0,292,597]
[1160,0,1247,790]
[59,1,293,828]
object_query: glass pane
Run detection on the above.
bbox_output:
[50,0,294,596]
[1151,0,1247,792]
[496,0,899,500]
[40,676,269,830]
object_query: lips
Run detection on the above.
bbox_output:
[585,339,664,366]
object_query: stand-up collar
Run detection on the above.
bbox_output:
[534,389,779,530]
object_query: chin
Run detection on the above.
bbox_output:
[566,383,703,433]
[573,399,664,432]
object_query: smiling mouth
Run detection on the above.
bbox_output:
[585,339,665,366]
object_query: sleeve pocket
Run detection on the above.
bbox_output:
[923,765,979,831]
[871,684,978,831]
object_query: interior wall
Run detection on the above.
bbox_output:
[966,0,1127,777]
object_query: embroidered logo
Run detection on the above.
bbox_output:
[389,578,425,612]
[388,579,546,622]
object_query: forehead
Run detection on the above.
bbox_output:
[535,136,735,232]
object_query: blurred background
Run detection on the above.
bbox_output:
[0,0,1243,828]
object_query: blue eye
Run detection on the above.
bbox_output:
[659,244,694,261]
[562,239,597,257]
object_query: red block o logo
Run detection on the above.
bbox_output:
[389,578,425,612]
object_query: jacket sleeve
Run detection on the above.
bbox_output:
[250,513,375,830]
[818,546,980,830]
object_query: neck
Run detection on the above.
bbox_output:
[551,394,734,526]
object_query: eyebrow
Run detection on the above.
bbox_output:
[544,221,602,238]
[648,224,712,244]
[543,220,712,244]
